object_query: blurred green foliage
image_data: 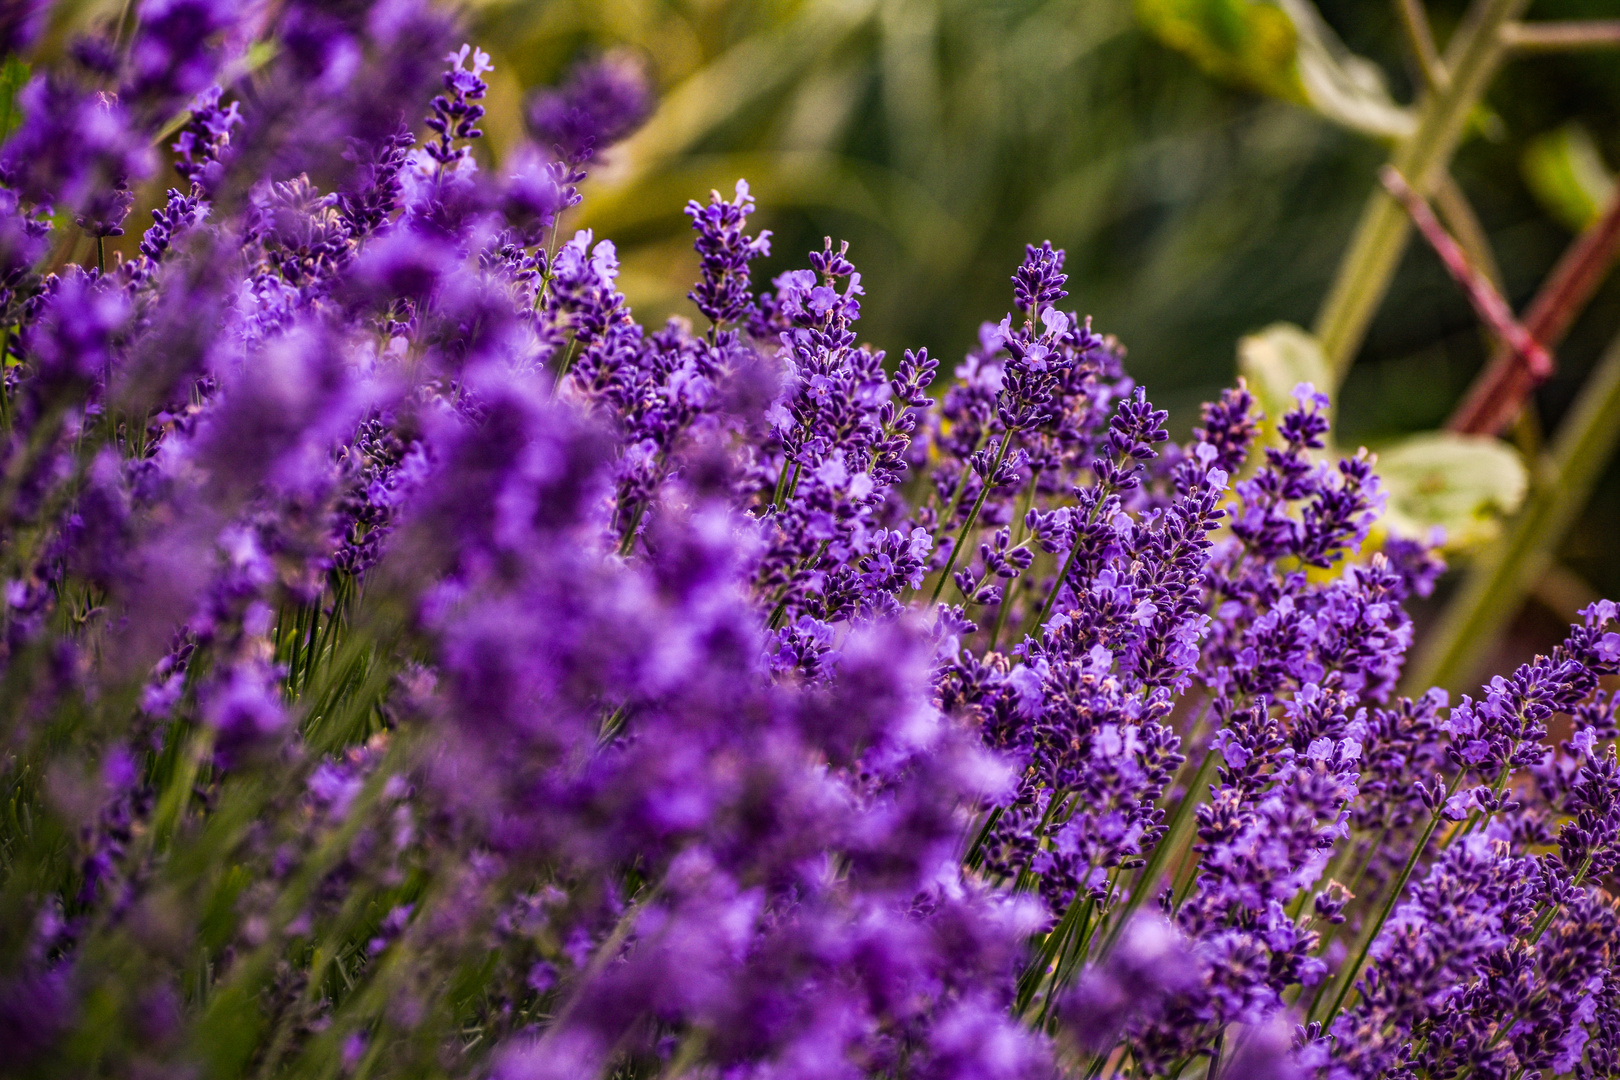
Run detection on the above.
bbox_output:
[469,2,1610,603]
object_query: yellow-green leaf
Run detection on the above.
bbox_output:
[1138,0,1414,140]
[1135,0,1303,103]
[1523,123,1616,233]
[1375,431,1528,552]
[1237,321,1333,436]
[0,56,29,144]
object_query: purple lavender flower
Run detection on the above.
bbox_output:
[686,180,772,333]
[527,52,652,167]
[425,44,491,170]
[3,13,1618,1080]
[1,75,154,221]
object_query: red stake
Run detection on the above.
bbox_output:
[1380,166,1552,394]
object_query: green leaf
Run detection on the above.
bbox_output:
[1138,0,1413,139]
[1374,432,1528,552]
[1275,0,1415,140]
[1134,0,1303,102]
[1522,123,1616,233]
[0,56,29,144]
[1236,321,1333,434]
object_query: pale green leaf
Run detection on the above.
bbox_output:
[1275,0,1415,140]
[1237,321,1333,434]
[1375,432,1528,552]
[1137,0,1414,139]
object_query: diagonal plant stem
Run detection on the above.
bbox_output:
[1405,324,1620,694]
[1380,166,1550,378]
[1098,742,1218,957]
[1448,183,1620,435]
[1393,0,1447,88]
[929,433,1013,604]
[1308,769,1464,1027]
[1314,0,1532,385]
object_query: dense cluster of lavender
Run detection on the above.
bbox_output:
[2,4,1619,1079]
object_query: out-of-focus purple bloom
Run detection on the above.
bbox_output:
[0,1,46,56]
[122,0,242,121]
[1,76,154,219]
[527,52,652,167]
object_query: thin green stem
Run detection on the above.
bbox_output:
[0,325,12,435]
[963,804,1006,869]
[771,456,793,509]
[1034,537,1083,636]
[1311,825,1389,961]
[1310,770,1464,1027]
[1038,898,1103,1027]
[920,430,991,573]
[1016,889,1093,1014]
[1101,742,1218,955]
[1314,0,1530,384]
[988,474,1041,651]
[929,434,1014,604]
[1393,0,1447,88]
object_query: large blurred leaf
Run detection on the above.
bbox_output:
[1376,432,1528,552]
[1275,0,1414,140]
[1522,123,1616,233]
[1237,321,1332,429]
[1139,0,1413,140]
[1135,0,1302,102]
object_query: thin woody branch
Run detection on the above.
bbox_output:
[1448,183,1620,435]
[1501,20,1620,51]
[1379,165,1550,383]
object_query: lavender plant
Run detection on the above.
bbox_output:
[1,5,1618,1080]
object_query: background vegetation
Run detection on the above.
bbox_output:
[456,0,1620,680]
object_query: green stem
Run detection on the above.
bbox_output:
[963,804,1006,869]
[988,474,1041,651]
[1314,0,1530,384]
[1034,537,1083,636]
[929,435,1014,604]
[1393,0,1447,88]
[1015,889,1093,1014]
[1404,325,1620,694]
[1038,898,1103,1027]
[1100,743,1219,955]
[921,430,991,578]
[146,726,215,854]
[1311,825,1389,960]
[1527,850,1592,943]
[1309,770,1463,1027]
[771,456,793,509]
[0,325,12,435]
